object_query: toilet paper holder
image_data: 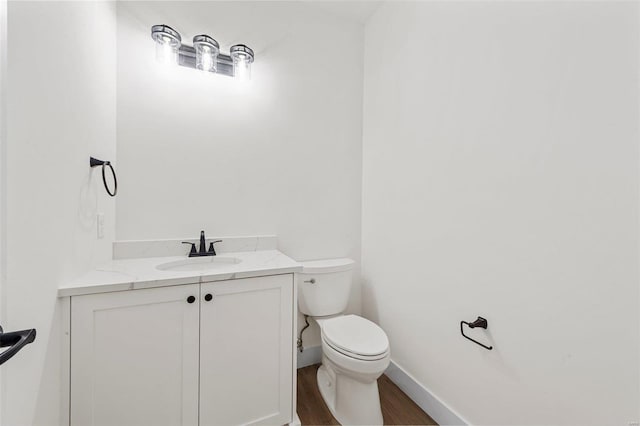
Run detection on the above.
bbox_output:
[460,316,493,350]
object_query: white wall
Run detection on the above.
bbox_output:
[4,2,116,424]
[362,2,639,425]
[116,1,364,345]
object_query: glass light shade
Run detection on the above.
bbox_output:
[230,44,254,81]
[193,35,219,73]
[151,25,181,66]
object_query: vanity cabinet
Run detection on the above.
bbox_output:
[69,274,294,426]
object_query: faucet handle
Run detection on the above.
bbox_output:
[182,242,197,256]
[208,240,223,255]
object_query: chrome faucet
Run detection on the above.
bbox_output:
[182,230,222,257]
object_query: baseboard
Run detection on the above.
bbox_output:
[297,345,322,368]
[290,413,301,426]
[385,360,469,426]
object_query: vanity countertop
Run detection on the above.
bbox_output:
[59,250,302,297]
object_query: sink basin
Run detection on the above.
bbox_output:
[156,256,241,272]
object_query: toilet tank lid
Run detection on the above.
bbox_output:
[300,258,355,274]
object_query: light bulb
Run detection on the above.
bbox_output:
[156,36,177,65]
[201,51,213,72]
[235,56,249,81]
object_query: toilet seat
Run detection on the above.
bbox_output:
[321,315,389,361]
[322,336,389,361]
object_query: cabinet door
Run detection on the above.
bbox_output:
[71,284,200,426]
[200,275,293,426]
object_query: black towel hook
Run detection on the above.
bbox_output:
[90,157,117,197]
[460,316,493,350]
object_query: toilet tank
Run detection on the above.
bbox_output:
[297,258,355,317]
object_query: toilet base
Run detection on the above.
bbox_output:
[316,362,384,425]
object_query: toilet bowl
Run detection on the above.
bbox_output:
[316,315,390,425]
[297,259,390,425]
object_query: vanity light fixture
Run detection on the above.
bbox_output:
[151,24,254,79]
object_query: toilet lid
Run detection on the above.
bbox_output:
[321,315,389,357]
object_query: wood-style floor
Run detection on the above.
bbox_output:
[297,364,438,425]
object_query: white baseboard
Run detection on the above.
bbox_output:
[296,347,468,426]
[290,413,301,426]
[297,345,322,368]
[385,360,469,426]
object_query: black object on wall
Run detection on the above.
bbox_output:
[460,316,493,350]
[0,325,36,366]
[90,157,118,197]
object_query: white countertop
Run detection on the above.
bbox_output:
[59,250,302,297]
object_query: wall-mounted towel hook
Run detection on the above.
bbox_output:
[460,316,493,350]
[90,157,118,197]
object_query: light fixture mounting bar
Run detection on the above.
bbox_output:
[178,45,234,77]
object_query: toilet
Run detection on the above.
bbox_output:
[298,258,390,426]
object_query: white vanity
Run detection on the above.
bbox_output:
[58,237,301,426]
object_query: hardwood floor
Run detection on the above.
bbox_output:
[297,364,438,425]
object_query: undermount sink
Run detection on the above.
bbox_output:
[156,256,241,272]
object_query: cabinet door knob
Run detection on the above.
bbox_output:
[187,296,196,304]
[304,278,316,284]
[204,293,213,302]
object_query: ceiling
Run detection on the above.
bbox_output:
[304,1,383,24]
